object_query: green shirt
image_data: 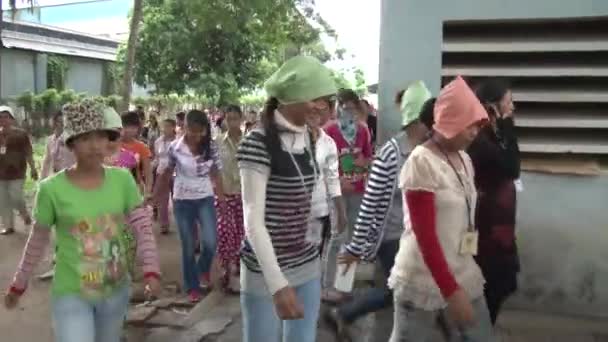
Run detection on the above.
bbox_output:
[34,167,142,299]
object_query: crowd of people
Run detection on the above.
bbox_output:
[0,54,521,342]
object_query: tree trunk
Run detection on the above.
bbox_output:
[120,0,144,112]
[1,1,4,99]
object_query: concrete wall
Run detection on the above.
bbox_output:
[379,0,608,318]
[65,56,105,95]
[0,48,37,99]
[0,49,108,99]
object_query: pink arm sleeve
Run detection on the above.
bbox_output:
[10,224,52,294]
[40,139,53,180]
[360,125,373,159]
[126,206,161,278]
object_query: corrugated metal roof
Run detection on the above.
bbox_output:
[1,19,119,61]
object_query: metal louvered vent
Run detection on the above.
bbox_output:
[442,17,608,161]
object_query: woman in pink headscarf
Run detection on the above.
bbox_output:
[388,77,492,341]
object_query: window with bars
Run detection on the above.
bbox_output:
[442,16,608,173]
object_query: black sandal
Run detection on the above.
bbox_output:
[0,228,16,235]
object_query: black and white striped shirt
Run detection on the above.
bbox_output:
[346,134,410,260]
[237,129,319,273]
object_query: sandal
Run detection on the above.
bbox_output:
[322,288,349,305]
[0,228,15,235]
[324,308,353,342]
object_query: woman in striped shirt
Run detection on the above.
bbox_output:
[327,81,435,338]
[237,56,337,342]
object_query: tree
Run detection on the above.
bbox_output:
[331,69,352,90]
[120,0,144,111]
[330,67,367,95]
[353,67,367,96]
[130,0,335,105]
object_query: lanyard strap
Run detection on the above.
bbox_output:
[284,132,318,200]
[431,139,474,232]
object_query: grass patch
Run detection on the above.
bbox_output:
[24,139,47,198]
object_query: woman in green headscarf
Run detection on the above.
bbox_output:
[237,56,337,342]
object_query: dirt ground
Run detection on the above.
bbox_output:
[0,221,184,342]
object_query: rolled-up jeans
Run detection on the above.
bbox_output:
[241,277,321,342]
[0,179,27,229]
[51,284,130,342]
[173,196,218,292]
[389,296,494,342]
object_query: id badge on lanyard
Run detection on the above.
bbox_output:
[432,139,478,256]
[460,231,478,256]
[0,145,6,155]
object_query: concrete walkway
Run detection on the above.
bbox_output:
[152,293,608,342]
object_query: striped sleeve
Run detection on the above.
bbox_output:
[210,140,222,171]
[237,130,271,174]
[126,206,161,278]
[10,223,52,294]
[345,140,399,259]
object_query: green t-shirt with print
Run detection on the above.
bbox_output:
[34,167,143,299]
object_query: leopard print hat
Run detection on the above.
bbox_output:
[63,99,120,145]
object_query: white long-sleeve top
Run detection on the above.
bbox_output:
[310,129,341,218]
[238,111,320,295]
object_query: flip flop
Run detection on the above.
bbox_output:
[0,228,15,235]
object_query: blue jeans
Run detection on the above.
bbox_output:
[338,239,400,322]
[51,285,130,342]
[241,278,321,342]
[173,196,218,292]
[389,297,494,342]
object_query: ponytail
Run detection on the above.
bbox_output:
[262,97,281,167]
[185,109,212,161]
[395,90,405,106]
[261,97,319,174]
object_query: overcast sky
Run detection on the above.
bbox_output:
[316,0,380,84]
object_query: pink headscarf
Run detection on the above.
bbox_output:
[433,76,488,139]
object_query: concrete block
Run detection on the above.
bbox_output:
[127,306,157,325]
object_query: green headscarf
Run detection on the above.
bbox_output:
[400,80,432,127]
[103,106,122,130]
[264,56,337,104]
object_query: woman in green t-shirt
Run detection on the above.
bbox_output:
[4,99,161,342]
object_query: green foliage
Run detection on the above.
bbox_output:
[331,69,352,90]
[105,95,123,110]
[47,55,69,90]
[132,96,147,108]
[330,67,368,96]
[130,0,336,102]
[353,68,367,96]
[103,62,122,95]
[16,91,34,113]
[39,88,60,114]
[59,89,78,105]
[240,92,266,108]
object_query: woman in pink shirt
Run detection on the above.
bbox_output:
[323,88,372,303]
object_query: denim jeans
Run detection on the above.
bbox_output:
[338,239,400,322]
[173,196,218,292]
[51,285,130,342]
[241,278,321,342]
[389,296,494,342]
